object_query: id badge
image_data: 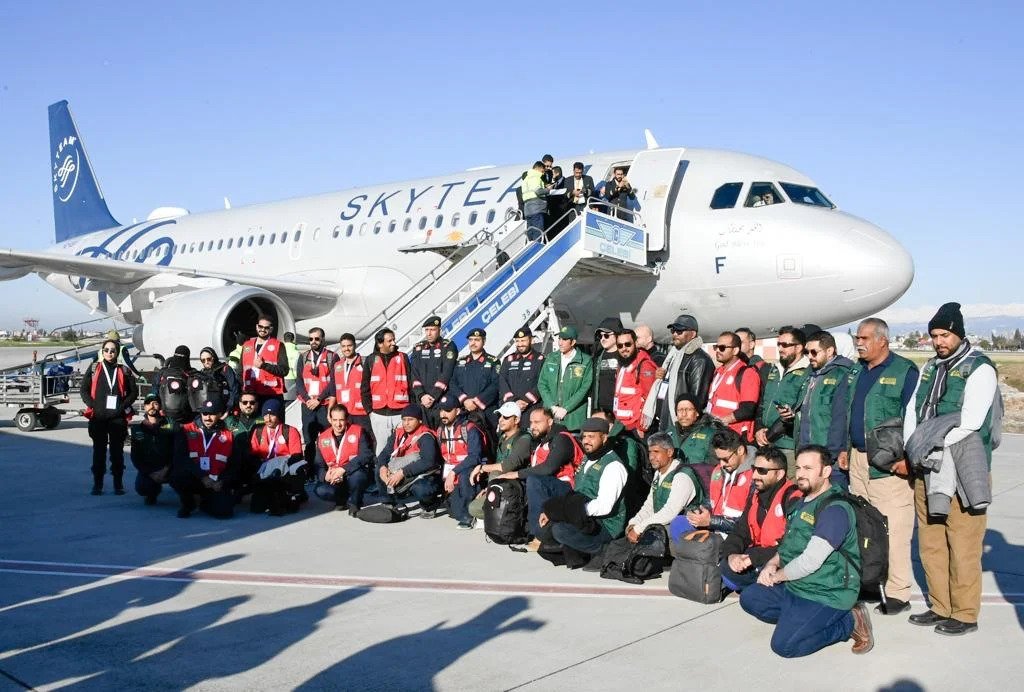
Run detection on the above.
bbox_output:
[200,456,211,471]
[106,395,118,410]
[340,390,350,403]
[308,381,320,396]
[656,380,669,401]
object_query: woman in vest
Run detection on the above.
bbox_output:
[81,339,139,495]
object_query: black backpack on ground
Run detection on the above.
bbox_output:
[483,479,528,545]
[815,490,890,600]
[601,525,671,584]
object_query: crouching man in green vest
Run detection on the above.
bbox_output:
[739,445,874,657]
[537,417,628,566]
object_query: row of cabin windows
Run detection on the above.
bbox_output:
[120,208,504,260]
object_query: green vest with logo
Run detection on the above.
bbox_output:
[670,419,715,464]
[759,363,811,450]
[496,431,531,470]
[796,360,852,449]
[915,350,996,467]
[574,449,628,538]
[778,486,860,610]
[846,354,916,479]
[654,462,706,513]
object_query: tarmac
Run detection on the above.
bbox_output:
[0,414,1021,691]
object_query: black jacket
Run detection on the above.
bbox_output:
[720,481,802,567]
[81,360,139,422]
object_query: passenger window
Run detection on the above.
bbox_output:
[269,232,277,244]
[247,236,254,247]
[451,213,460,227]
[486,209,496,224]
[189,242,196,253]
[359,223,367,236]
[332,226,339,239]
[469,211,478,226]
[217,239,223,250]
[419,216,427,230]
[227,238,233,249]
[388,220,397,233]
[434,214,443,229]
[710,183,743,209]
[312,227,320,241]
[259,234,266,246]
[345,225,353,237]
[745,182,784,208]
[403,218,412,232]
[373,221,382,235]
[294,230,302,242]
[281,232,288,243]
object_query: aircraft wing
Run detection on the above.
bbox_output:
[0,248,343,305]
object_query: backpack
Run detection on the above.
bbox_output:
[483,479,528,545]
[668,529,723,603]
[815,490,890,599]
[158,365,191,419]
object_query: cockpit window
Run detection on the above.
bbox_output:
[779,182,834,208]
[745,182,784,208]
[710,182,743,209]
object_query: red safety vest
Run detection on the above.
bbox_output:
[89,362,127,400]
[182,422,234,477]
[332,355,367,415]
[299,348,335,402]
[392,425,437,458]
[531,431,584,488]
[707,359,760,442]
[369,353,410,410]
[748,480,800,548]
[438,420,484,472]
[710,467,753,519]
[317,424,366,469]
[613,350,658,430]
[240,337,285,396]
[250,423,303,461]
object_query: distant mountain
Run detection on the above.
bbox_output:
[839,315,1024,338]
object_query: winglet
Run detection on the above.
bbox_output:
[644,129,659,150]
[48,100,119,242]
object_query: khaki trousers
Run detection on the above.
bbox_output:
[849,449,915,602]
[914,478,987,623]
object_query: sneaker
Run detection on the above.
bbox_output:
[850,602,874,654]
[935,619,979,636]
[875,598,911,615]
[420,508,439,519]
[457,519,476,529]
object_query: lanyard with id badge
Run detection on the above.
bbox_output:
[199,429,219,480]
[102,364,120,410]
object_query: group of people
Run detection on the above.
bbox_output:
[519,154,636,240]
[82,300,999,657]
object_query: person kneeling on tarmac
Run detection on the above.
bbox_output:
[170,395,245,519]
[314,404,374,516]
[130,393,178,505]
[437,395,487,529]
[468,402,532,521]
[249,399,308,516]
[535,417,629,569]
[374,404,443,516]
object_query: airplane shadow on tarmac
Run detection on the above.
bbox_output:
[296,596,545,692]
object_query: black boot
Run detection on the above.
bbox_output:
[113,476,125,495]
[91,475,104,495]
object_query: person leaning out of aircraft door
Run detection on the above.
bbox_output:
[537,325,594,432]
[410,315,458,428]
[240,315,290,407]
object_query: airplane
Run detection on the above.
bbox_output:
[0,100,913,359]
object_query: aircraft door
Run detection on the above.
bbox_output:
[288,222,305,261]
[625,147,686,252]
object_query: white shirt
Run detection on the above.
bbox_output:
[582,456,628,517]
[629,459,696,532]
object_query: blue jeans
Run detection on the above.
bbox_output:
[720,558,760,592]
[740,583,854,658]
[551,523,613,555]
[446,467,480,522]
[525,212,545,241]
[330,467,371,509]
[525,474,572,537]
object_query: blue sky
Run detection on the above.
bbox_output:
[1,1,1021,330]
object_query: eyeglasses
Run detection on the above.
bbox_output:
[101,348,117,354]
[752,466,781,475]
[713,344,735,352]
[616,342,634,348]
[777,342,797,348]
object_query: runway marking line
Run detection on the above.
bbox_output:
[1,559,1021,604]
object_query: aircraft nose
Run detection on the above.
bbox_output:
[837,220,914,309]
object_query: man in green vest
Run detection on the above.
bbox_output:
[904,302,998,636]
[754,326,811,471]
[538,417,628,560]
[668,394,717,463]
[740,445,874,657]
[537,325,593,432]
[794,330,854,482]
[840,317,919,615]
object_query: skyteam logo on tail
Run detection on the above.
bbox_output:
[53,135,80,203]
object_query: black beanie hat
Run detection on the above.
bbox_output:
[928,302,965,339]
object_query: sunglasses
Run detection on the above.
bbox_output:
[806,348,821,356]
[752,466,782,475]
[102,348,117,354]
[598,331,614,338]
[670,328,688,334]
[256,324,272,330]
[777,342,798,348]
[240,400,257,406]
[616,342,634,348]
[713,344,735,351]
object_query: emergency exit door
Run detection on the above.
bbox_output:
[625,148,687,252]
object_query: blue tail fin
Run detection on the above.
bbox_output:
[49,100,119,242]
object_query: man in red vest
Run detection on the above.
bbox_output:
[374,404,443,514]
[315,404,374,515]
[720,446,802,592]
[239,314,290,408]
[249,399,307,516]
[437,395,487,529]
[295,327,338,466]
[170,395,243,518]
[81,338,139,495]
[333,333,370,430]
[670,427,754,541]
[361,328,413,455]
[707,331,761,442]
[611,329,658,433]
